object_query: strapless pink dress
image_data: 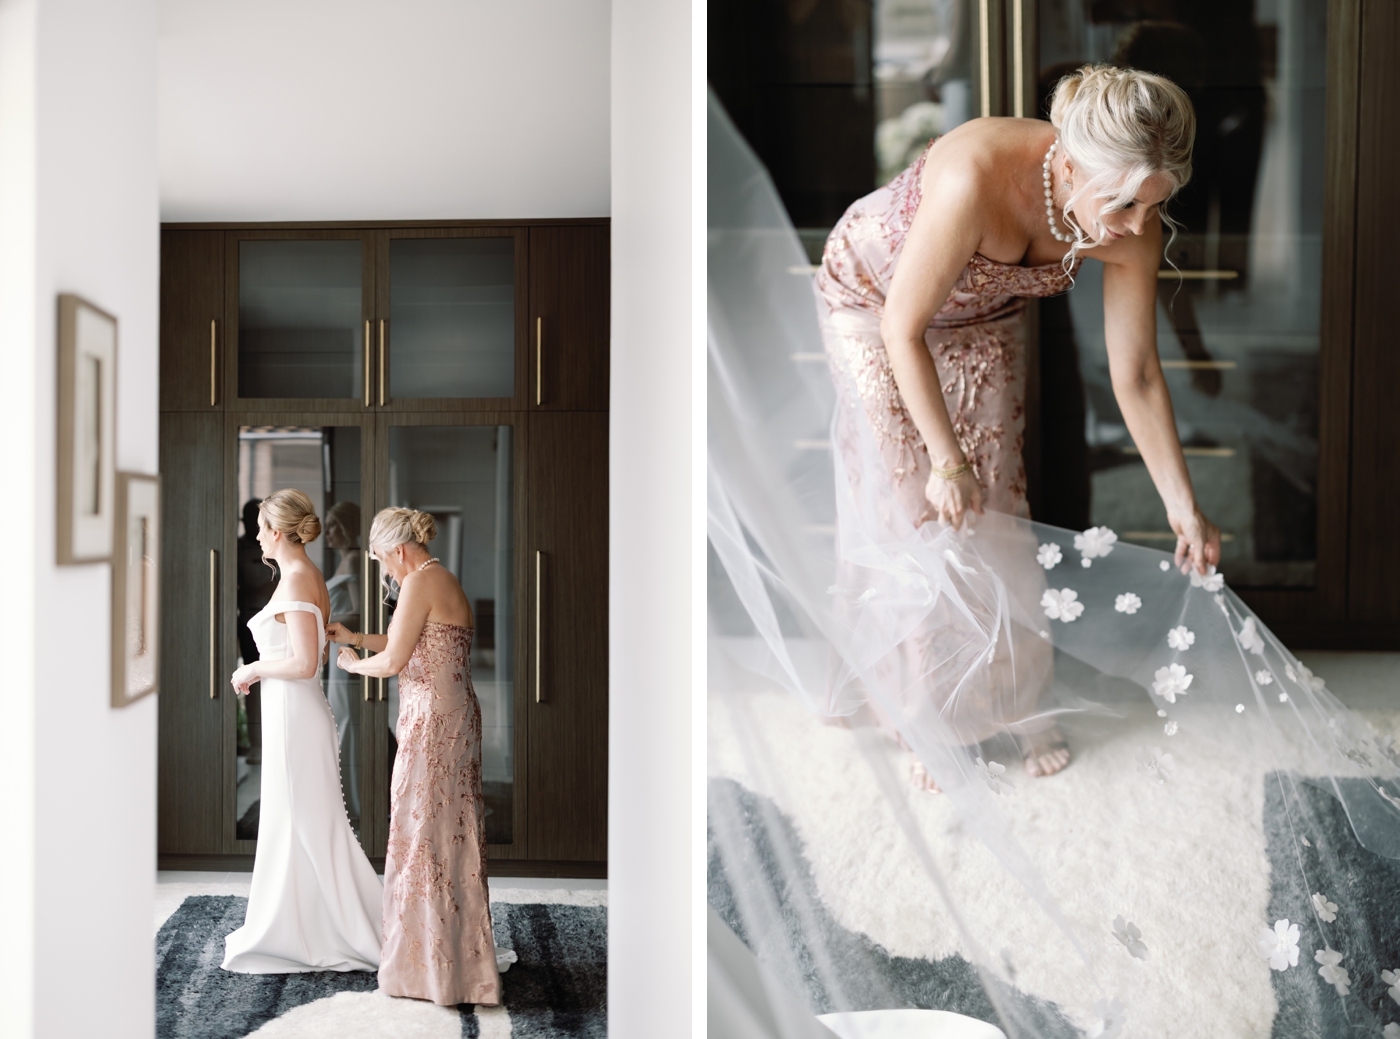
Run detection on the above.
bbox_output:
[816,143,1078,743]
[817,142,1079,522]
[379,621,501,1006]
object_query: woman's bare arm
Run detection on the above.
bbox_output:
[1102,223,1221,573]
[337,575,431,678]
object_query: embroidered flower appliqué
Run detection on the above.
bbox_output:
[1167,626,1195,651]
[1164,721,1178,736]
[1257,919,1300,971]
[1037,543,1063,569]
[1256,670,1274,686]
[1189,565,1225,592]
[1075,526,1118,566]
[1115,593,1142,615]
[1087,997,1127,1039]
[1312,892,1339,923]
[1136,746,1175,784]
[1380,968,1400,1006]
[1159,560,1171,571]
[1041,588,1084,622]
[1112,916,1150,961]
[1315,947,1351,996]
[1238,617,1265,655]
[1152,663,1193,703]
[976,756,1013,795]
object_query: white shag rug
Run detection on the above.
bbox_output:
[709,677,1400,1039]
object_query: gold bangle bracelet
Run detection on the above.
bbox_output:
[931,461,973,481]
[353,632,364,651]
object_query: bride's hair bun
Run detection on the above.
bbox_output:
[260,488,321,544]
[410,510,437,545]
[369,506,437,554]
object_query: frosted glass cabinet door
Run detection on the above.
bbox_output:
[236,237,370,402]
[384,233,523,402]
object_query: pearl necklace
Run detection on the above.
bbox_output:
[1043,139,1074,243]
[416,557,440,572]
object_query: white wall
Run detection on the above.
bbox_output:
[158,0,610,222]
[608,0,695,1036]
[0,0,160,1036]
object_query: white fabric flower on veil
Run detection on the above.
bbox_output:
[1167,626,1195,651]
[1189,565,1225,592]
[1383,1024,1399,1039]
[1115,592,1142,614]
[1297,663,1328,693]
[1112,916,1150,961]
[975,757,1014,795]
[1257,919,1300,971]
[1037,543,1063,569]
[1316,947,1351,995]
[1041,588,1084,622]
[1256,670,1274,686]
[1380,968,1400,1005]
[1075,526,1118,567]
[1238,616,1266,655]
[1136,747,1175,784]
[1087,997,1127,1039]
[1152,663,1193,703]
[1312,892,1339,923]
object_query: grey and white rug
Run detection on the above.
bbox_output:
[708,677,1400,1038]
[156,895,605,1038]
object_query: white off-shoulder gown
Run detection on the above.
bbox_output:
[222,600,383,973]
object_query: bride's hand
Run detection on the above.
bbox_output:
[325,622,353,645]
[1169,506,1221,575]
[230,663,258,696]
[336,646,362,674]
[922,468,984,530]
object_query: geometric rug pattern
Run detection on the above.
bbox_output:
[156,896,605,1038]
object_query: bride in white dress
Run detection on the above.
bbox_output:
[223,489,383,974]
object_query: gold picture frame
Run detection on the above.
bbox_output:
[57,294,118,564]
[112,472,160,707]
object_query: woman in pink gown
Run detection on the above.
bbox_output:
[328,507,501,1007]
[817,65,1222,780]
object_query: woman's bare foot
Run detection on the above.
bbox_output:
[910,759,942,792]
[1017,726,1071,778]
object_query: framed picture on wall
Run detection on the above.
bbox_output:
[112,472,160,707]
[57,294,118,564]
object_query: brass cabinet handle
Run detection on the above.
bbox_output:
[534,549,543,703]
[361,549,372,702]
[209,549,219,698]
[209,320,217,407]
[363,319,372,407]
[536,317,543,406]
[378,319,387,407]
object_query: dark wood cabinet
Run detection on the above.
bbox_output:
[530,226,610,411]
[158,220,609,874]
[159,232,223,412]
[526,411,609,861]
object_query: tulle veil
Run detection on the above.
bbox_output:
[707,89,1400,1038]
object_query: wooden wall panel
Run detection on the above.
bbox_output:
[159,231,223,412]
[157,411,225,854]
[529,225,611,412]
[526,412,609,861]
[1347,0,1400,622]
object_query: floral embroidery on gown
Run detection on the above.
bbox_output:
[379,620,501,1007]
[815,142,1079,743]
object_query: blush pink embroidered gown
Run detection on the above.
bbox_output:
[816,142,1079,744]
[379,620,501,1007]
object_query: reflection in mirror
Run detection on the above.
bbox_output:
[239,240,364,399]
[235,426,363,842]
[385,425,514,844]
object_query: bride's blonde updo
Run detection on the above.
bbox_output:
[259,489,322,544]
[369,506,437,555]
[1049,64,1195,249]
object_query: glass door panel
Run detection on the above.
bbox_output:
[238,240,366,400]
[382,424,515,845]
[388,238,516,399]
[1035,0,1326,587]
[234,424,364,843]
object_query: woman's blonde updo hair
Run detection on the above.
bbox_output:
[259,488,322,544]
[1049,64,1195,257]
[325,500,361,545]
[369,506,437,555]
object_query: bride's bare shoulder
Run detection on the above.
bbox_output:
[277,563,328,610]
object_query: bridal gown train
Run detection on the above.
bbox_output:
[222,600,383,974]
